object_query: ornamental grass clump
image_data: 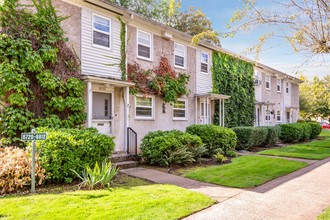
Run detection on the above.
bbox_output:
[0,147,45,194]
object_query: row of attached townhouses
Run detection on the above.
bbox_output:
[43,0,302,153]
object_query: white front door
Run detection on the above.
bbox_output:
[200,99,210,124]
[92,92,113,135]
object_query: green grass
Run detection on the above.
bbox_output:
[0,185,214,220]
[182,156,307,188]
[318,206,330,220]
[258,130,330,160]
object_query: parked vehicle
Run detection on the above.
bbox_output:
[320,122,330,129]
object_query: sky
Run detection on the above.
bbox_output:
[181,0,329,79]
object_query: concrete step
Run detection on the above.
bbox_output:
[114,161,139,170]
[110,153,132,163]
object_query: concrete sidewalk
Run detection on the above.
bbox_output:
[121,157,330,220]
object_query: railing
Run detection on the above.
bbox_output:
[127,127,137,156]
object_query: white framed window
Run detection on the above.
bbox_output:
[92,14,111,48]
[174,43,186,69]
[137,29,152,60]
[286,82,290,93]
[277,110,282,122]
[277,79,281,92]
[201,52,209,74]
[135,95,154,119]
[265,75,271,90]
[173,99,187,120]
[265,110,271,121]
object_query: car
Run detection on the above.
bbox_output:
[320,122,330,129]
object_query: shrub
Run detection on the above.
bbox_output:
[262,126,281,146]
[213,152,227,163]
[307,122,322,139]
[0,147,45,194]
[232,127,268,150]
[186,124,237,156]
[225,149,238,157]
[279,123,312,143]
[72,159,119,189]
[140,130,206,166]
[37,128,115,183]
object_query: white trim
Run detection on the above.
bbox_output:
[174,42,186,69]
[173,98,187,121]
[137,29,153,61]
[265,74,271,90]
[201,51,209,74]
[286,81,290,93]
[92,13,111,50]
[134,95,155,120]
[276,110,282,123]
[277,78,281,93]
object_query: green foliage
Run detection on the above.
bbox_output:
[186,124,237,156]
[279,123,312,143]
[225,149,238,157]
[262,126,281,146]
[0,0,85,145]
[307,122,322,139]
[212,51,255,127]
[37,128,115,183]
[116,15,127,80]
[232,127,269,150]
[140,130,206,166]
[71,159,119,189]
[128,57,190,103]
[213,152,227,163]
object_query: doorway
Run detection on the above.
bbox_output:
[92,92,113,135]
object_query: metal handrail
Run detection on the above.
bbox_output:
[127,127,137,155]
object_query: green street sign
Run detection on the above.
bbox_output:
[21,132,47,141]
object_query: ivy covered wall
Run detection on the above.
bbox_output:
[212,51,255,127]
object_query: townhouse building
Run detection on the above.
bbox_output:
[30,0,302,152]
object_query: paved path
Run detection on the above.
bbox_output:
[121,157,330,220]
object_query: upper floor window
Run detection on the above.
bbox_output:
[173,99,187,120]
[93,15,111,48]
[286,82,290,93]
[135,95,154,119]
[277,79,281,92]
[201,52,209,74]
[174,43,186,68]
[265,75,271,90]
[137,30,152,60]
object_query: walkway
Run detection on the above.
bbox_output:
[121,157,330,220]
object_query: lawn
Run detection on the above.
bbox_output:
[318,206,330,220]
[182,155,307,188]
[257,130,330,160]
[0,184,214,220]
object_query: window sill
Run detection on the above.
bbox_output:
[92,43,112,51]
[173,118,188,121]
[134,117,155,121]
[137,56,153,62]
[174,65,186,70]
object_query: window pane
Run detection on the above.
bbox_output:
[94,16,109,26]
[175,44,185,56]
[201,63,208,73]
[174,109,185,118]
[175,55,184,67]
[174,101,185,109]
[136,97,152,106]
[138,31,151,45]
[94,23,110,33]
[93,31,110,47]
[136,107,152,116]
[138,44,151,58]
[201,53,208,63]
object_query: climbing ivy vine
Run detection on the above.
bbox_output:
[116,15,127,80]
[0,0,86,145]
[212,51,255,127]
[127,57,190,103]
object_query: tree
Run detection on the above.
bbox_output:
[107,0,220,45]
[227,0,330,54]
[299,75,330,119]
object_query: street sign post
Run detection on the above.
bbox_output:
[21,129,47,193]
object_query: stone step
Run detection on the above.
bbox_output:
[110,153,132,163]
[114,161,139,170]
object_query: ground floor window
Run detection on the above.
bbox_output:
[173,99,187,120]
[277,110,281,122]
[135,96,154,119]
[265,110,271,122]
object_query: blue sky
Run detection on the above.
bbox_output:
[181,0,329,78]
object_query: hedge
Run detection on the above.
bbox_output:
[307,122,322,139]
[186,124,237,156]
[232,127,267,150]
[37,128,115,183]
[140,130,206,166]
[279,123,313,143]
[262,126,281,146]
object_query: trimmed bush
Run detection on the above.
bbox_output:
[186,124,237,156]
[37,128,115,183]
[0,147,45,194]
[232,127,268,150]
[279,123,312,143]
[307,122,322,139]
[140,130,206,166]
[262,126,281,146]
